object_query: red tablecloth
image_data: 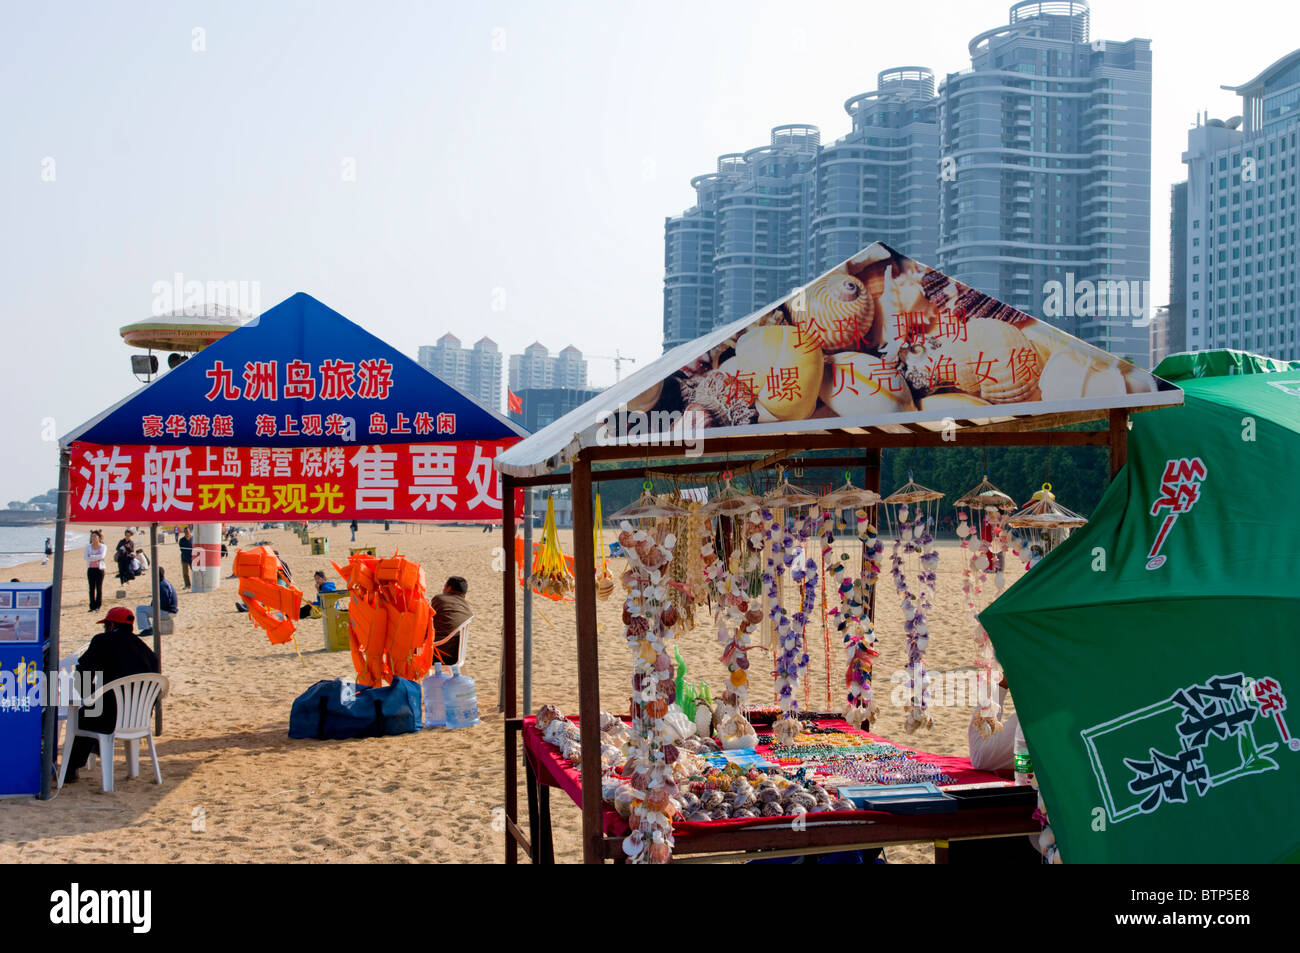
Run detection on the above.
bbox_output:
[521,715,1013,840]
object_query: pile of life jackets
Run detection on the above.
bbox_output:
[234,546,303,645]
[331,551,435,687]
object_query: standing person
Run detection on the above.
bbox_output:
[62,607,159,783]
[84,531,107,612]
[42,538,53,565]
[136,567,178,636]
[114,529,136,585]
[430,576,472,665]
[178,527,193,590]
[350,519,358,542]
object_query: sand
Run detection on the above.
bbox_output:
[0,522,1022,864]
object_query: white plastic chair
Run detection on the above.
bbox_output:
[58,673,169,792]
[431,616,472,675]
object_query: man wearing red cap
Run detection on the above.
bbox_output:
[63,607,159,783]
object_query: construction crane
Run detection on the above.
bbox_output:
[588,349,637,382]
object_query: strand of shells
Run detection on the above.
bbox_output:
[701,508,763,702]
[957,509,1004,738]
[617,520,678,864]
[889,504,939,733]
[825,509,883,729]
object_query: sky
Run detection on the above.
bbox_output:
[3,0,1299,504]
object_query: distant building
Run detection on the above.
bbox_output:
[937,0,1153,364]
[663,68,940,351]
[508,343,589,393]
[508,386,602,434]
[1173,49,1300,360]
[417,334,503,411]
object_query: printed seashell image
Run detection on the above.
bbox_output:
[916,391,992,413]
[733,325,823,421]
[819,352,916,417]
[791,271,876,353]
[879,265,939,345]
[1038,346,1126,400]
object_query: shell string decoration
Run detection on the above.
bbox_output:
[701,504,763,707]
[613,492,686,865]
[820,502,883,730]
[594,493,615,601]
[529,494,574,600]
[955,476,1016,738]
[883,475,943,733]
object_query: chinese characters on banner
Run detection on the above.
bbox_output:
[69,440,519,522]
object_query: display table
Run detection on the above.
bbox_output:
[518,714,1040,863]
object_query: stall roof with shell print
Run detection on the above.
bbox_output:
[495,243,1182,477]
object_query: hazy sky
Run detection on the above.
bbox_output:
[3,0,1298,504]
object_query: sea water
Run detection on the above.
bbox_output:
[0,526,86,570]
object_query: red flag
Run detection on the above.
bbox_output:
[507,389,522,414]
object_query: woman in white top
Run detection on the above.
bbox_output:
[84,530,107,612]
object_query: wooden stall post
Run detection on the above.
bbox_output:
[501,475,519,864]
[570,454,604,863]
[1108,409,1129,479]
[41,450,71,800]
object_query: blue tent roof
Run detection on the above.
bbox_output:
[64,293,525,448]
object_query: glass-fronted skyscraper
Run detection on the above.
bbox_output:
[1175,50,1300,361]
[937,0,1152,363]
[662,69,940,351]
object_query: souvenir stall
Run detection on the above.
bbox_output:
[495,243,1183,863]
[40,292,525,798]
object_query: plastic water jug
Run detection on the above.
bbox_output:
[443,673,480,730]
[422,665,453,728]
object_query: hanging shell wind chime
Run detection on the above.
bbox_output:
[760,474,818,745]
[698,477,763,716]
[1004,483,1088,569]
[610,486,686,864]
[954,476,1016,738]
[819,476,883,729]
[882,473,943,733]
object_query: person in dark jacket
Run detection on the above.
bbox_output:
[178,527,193,589]
[64,607,160,781]
[136,567,179,636]
[114,530,136,585]
[430,576,472,665]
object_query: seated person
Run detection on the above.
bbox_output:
[135,567,178,636]
[299,570,338,618]
[64,607,160,782]
[430,576,472,665]
[968,672,1018,772]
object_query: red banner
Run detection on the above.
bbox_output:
[68,439,520,523]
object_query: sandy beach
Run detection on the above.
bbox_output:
[0,522,1020,864]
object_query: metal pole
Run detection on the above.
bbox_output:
[522,487,534,718]
[149,522,161,735]
[501,476,518,864]
[41,450,71,800]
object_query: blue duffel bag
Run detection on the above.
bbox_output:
[289,677,422,739]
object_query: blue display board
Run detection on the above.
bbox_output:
[0,583,51,797]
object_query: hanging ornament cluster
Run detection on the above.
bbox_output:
[699,480,763,704]
[614,496,685,865]
[594,493,615,600]
[955,476,1016,738]
[819,478,883,729]
[883,474,943,733]
[760,474,817,745]
[1004,483,1088,568]
[529,494,574,600]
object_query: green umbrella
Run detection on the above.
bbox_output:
[981,351,1300,863]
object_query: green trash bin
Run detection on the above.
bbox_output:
[320,590,350,652]
[310,536,329,555]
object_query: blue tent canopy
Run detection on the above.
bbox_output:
[62,292,525,448]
